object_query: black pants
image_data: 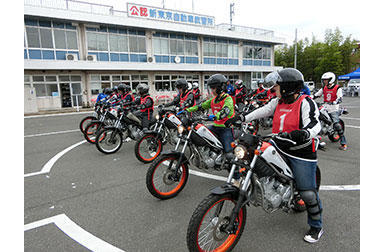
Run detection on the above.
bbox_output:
[133,110,152,129]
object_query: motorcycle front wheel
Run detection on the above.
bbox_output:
[96,128,123,154]
[83,122,104,144]
[146,155,189,200]
[134,134,163,163]
[79,116,96,133]
[186,193,247,252]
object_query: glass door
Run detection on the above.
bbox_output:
[71,83,82,107]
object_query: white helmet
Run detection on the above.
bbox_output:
[192,82,199,89]
[321,72,336,85]
[187,82,192,90]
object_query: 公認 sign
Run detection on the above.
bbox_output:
[127,3,215,27]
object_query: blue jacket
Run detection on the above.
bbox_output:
[300,85,311,95]
[96,93,108,103]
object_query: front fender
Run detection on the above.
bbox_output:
[211,183,240,198]
[160,150,189,165]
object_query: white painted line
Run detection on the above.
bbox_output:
[188,169,360,191]
[25,129,79,138]
[24,140,87,178]
[24,111,92,119]
[320,185,360,191]
[340,117,360,120]
[25,214,124,252]
[345,125,360,129]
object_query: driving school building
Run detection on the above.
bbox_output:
[24,0,285,113]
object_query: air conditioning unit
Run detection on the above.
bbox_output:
[66,53,78,61]
[147,56,155,63]
[86,54,97,61]
[174,56,181,64]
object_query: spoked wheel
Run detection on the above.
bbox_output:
[79,116,96,133]
[146,155,189,200]
[134,134,163,163]
[187,193,247,252]
[83,122,103,144]
[96,128,123,154]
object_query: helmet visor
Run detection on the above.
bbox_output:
[263,71,281,89]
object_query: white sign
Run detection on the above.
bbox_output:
[127,3,215,27]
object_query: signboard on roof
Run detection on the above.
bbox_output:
[126,3,215,27]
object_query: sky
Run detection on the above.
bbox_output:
[89,0,360,45]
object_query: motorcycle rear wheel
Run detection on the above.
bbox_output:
[186,193,247,252]
[96,128,123,154]
[146,155,189,200]
[134,134,163,163]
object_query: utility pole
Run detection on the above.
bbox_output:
[294,28,297,68]
[162,0,165,8]
[192,0,194,12]
[230,3,235,30]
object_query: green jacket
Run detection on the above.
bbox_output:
[186,93,234,127]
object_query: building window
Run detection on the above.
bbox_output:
[86,26,146,62]
[24,18,79,60]
[242,42,271,66]
[203,37,239,65]
[155,74,199,92]
[90,74,148,95]
[153,32,198,63]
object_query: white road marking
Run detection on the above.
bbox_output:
[24,140,87,178]
[340,117,360,120]
[345,125,360,129]
[25,111,92,119]
[188,169,360,191]
[25,129,79,138]
[24,214,124,252]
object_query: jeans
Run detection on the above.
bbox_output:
[286,155,323,229]
[329,111,347,145]
[208,126,239,179]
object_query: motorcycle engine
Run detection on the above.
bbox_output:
[128,125,141,140]
[259,177,291,209]
[197,147,222,169]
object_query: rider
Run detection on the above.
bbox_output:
[234,80,247,104]
[96,88,111,103]
[226,81,236,106]
[226,68,324,243]
[132,83,154,130]
[301,83,311,95]
[249,80,269,103]
[162,79,196,110]
[192,82,201,104]
[312,72,347,150]
[117,83,134,104]
[185,74,240,182]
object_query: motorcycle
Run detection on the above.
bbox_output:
[83,104,118,144]
[95,105,156,154]
[134,107,181,163]
[145,113,243,200]
[317,102,348,142]
[186,131,321,251]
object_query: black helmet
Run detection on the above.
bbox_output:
[276,68,304,98]
[207,74,227,94]
[104,88,113,95]
[112,86,118,92]
[175,79,188,90]
[117,83,127,92]
[136,83,149,95]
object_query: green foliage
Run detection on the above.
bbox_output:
[274,27,359,84]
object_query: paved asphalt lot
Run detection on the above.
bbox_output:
[24,97,360,252]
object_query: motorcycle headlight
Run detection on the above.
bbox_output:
[234,145,247,159]
[155,114,160,120]
[177,125,185,134]
[244,101,248,105]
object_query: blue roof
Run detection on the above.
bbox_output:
[338,67,360,80]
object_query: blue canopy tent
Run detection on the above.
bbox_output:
[338,67,360,80]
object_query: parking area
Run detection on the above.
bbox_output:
[24,97,360,251]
